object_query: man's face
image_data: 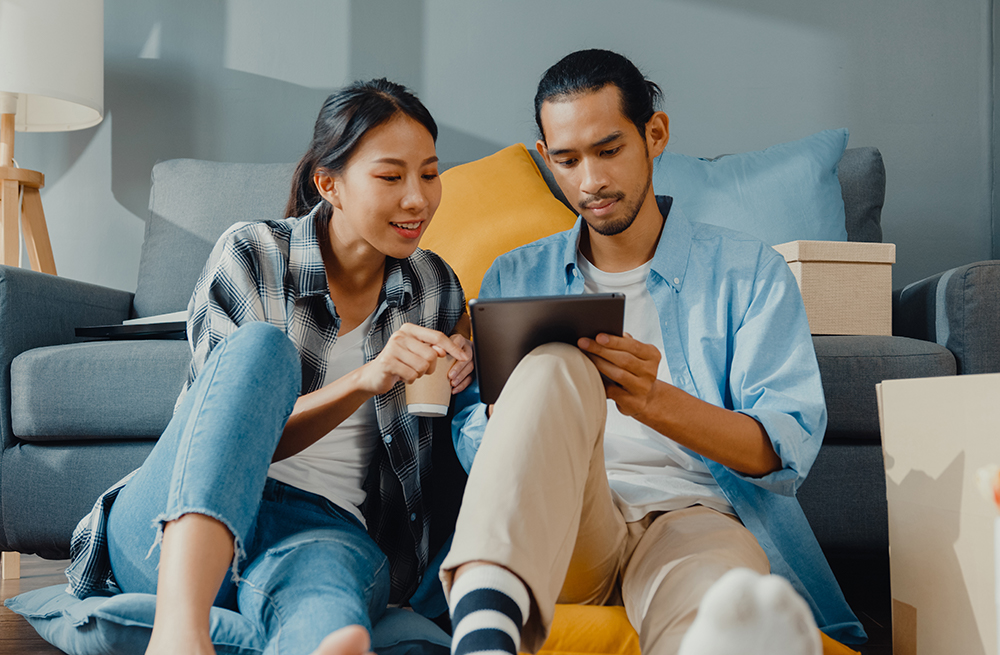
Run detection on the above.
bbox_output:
[537,85,657,237]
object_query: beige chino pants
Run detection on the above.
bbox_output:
[440,343,770,654]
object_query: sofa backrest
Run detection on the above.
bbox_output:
[837,147,885,243]
[135,146,885,318]
[134,159,295,318]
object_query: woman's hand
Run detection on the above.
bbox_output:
[447,333,475,394]
[358,323,470,396]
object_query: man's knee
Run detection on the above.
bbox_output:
[517,342,604,399]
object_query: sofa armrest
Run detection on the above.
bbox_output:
[893,260,1000,375]
[0,266,134,449]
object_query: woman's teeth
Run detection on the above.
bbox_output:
[392,222,420,229]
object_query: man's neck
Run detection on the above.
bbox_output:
[580,192,664,272]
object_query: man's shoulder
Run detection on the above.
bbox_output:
[492,227,576,268]
[683,215,785,274]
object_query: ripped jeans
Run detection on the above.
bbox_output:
[105,322,390,654]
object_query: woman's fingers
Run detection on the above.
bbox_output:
[396,323,470,362]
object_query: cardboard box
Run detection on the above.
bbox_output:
[877,373,1000,655]
[773,240,896,335]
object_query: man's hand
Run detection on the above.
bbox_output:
[577,332,661,418]
[448,333,475,394]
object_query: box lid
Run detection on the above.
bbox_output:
[773,240,896,264]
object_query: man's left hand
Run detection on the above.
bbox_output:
[577,332,661,418]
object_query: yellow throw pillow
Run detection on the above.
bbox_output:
[526,605,861,655]
[420,143,577,301]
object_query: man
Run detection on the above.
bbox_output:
[440,49,865,655]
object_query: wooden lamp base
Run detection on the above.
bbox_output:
[0,112,56,275]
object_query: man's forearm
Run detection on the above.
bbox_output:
[634,381,781,477]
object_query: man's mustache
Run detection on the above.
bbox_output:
[578,191,625,212]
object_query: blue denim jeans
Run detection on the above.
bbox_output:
[106,322,390,654]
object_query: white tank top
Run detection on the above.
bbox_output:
[267,310,380,525]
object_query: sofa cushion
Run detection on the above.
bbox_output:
[1,441,154,557]
[652,129,849,246]
[135,160,295,318]
[797,442,888,556]
[4,584,450,655]
[6,585,858,655]
[894,260,1000,375]
[11,340,190,440]
[421,143,577,300]
[813,335,956,441]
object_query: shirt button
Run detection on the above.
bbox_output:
[673,277,680,285]
[410,513,417,521]
[383,435,393,444]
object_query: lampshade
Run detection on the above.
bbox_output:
[0,0,104,132]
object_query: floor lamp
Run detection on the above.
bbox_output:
[0,0,105,276]
[0,0,103,580]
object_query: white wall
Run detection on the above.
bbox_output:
[12,0,995,291]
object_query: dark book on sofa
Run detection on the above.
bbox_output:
[75,321,187,340]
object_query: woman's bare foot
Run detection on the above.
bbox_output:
[145,627,216,655]
[311,625,374,655]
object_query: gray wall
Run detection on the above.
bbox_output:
[12,0,996,292]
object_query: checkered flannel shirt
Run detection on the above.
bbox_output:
[67,208,466,603]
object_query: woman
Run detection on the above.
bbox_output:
[67,79,472,655]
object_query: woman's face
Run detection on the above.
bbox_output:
[319,114,441,261]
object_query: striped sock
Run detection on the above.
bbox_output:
[449,564,530,655]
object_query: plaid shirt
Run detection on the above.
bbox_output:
[67,208,466,603]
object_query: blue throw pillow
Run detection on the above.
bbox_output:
[652,129,849,245]
[5,585,450,655]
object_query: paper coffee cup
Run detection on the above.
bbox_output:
[406,355,454,417]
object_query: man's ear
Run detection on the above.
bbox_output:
[536,140,552,169]
[313,169,342,210]
[646,111,670,159]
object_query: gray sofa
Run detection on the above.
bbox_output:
[2,151,997,644]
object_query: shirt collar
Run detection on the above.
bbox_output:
[288,207,413,308]
[648,196,692,292]
[563,195,691,292]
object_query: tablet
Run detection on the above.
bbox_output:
[75,321,188,340]
[469,293,625,404]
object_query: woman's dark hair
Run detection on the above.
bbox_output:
[284,78,438,219]
[533,49,662,142]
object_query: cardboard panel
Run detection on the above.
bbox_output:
[878,373,1000,655]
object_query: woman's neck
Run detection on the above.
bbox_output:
[320,214,385,333]
[322,214,385,290]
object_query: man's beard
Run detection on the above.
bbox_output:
[579,172,652,237]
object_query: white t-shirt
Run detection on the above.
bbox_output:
[267,311,380,525]
[577,252,734,522]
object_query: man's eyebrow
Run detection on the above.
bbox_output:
[546,131,625,157]
[372,156,440,166]
[592,131,625,148]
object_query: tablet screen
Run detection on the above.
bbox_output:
[469,293,625,404]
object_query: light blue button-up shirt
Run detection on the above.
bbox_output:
[451,197,866,644]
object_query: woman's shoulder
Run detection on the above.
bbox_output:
[408,247,461,284]
[216,217,299,249]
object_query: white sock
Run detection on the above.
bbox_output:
[678,568,822,655]
[448,564,531,655]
